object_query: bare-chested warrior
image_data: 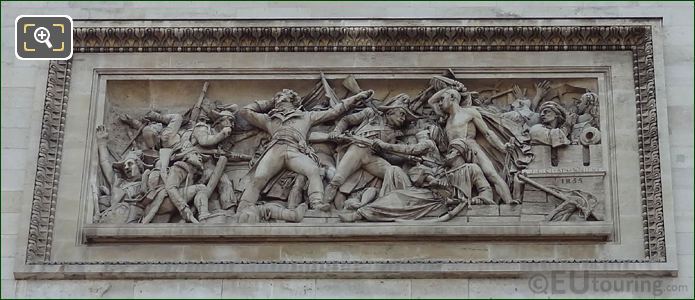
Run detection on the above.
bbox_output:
[428,87,518,204]
[238,88,372,213]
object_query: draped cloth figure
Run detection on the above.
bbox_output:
[475,108,535,187]
[354,166,447,221]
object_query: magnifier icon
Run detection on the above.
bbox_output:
[33,27,52,48]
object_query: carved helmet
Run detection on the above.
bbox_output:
[209,109,236,127]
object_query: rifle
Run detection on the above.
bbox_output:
[189,81,210,124]
[344,134,442,167]
[198,148,252,161]
[308,132,442,166]
[408,154,442,168]
[120,125,144,156]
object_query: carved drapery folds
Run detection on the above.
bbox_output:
[27,25,665,265]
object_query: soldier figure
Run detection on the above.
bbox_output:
[373,127,446,189]
[427,87,517,204]
[237,88,371,214]
[324,94,419,204]
[160,148,207,223]
[567,92,600,143]
[95,125,148,210]
[444,136,495,205]
[529,101,571,147]
[192,110,239,210]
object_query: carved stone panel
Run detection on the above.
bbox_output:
[86,75,609,231]
[15,20,677,279]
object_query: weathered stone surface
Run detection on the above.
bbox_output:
[7,26,673,282]
[279,242,489,261]
[221,280,272,299]
[1,3,692,298]
[0,213,19,235]
[499,204,522,216]
[411,279,469,299]
[315,279,410,298]
[521,203,557,215]
[520,215,548,222]
[269,279,316,298]
[465,205,500,217]
[0,258,13,280]
[0,235,16,258]
[468,278,539,298]
[489,244,556,259]
[468,216,521,223]
[133,280,222,298]
[555,245,599,259]
[0,191,22,213]
[1,280,16,299]
[15,280,135,299]
[522,190,548,203]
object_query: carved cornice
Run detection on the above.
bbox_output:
[43,258,652,265]
[74,26,646,52]
[28,25,665,267]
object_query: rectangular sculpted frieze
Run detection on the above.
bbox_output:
[16,22,676,278]
[93,76,607,227]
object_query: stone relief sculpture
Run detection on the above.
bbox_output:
[237,88,370,213]
[93,72,605,225]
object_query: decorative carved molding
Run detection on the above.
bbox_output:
[27,60,71,263]
[27,25,666,266]
[43,258,651,266]
[634,29,666,262]
[74,26,646,53]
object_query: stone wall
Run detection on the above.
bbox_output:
[1,2,692,298]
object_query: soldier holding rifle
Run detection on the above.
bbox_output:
[323,93,420,205]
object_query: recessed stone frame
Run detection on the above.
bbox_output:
[19,23,671,279]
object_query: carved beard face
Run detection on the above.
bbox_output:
[385,108,406,128]
[123,159,142,180]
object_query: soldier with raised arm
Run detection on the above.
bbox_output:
[428,87,518,205]
[323,94,418,205]
[237,88,371,214]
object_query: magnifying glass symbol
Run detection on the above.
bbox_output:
[33,27,52,48]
